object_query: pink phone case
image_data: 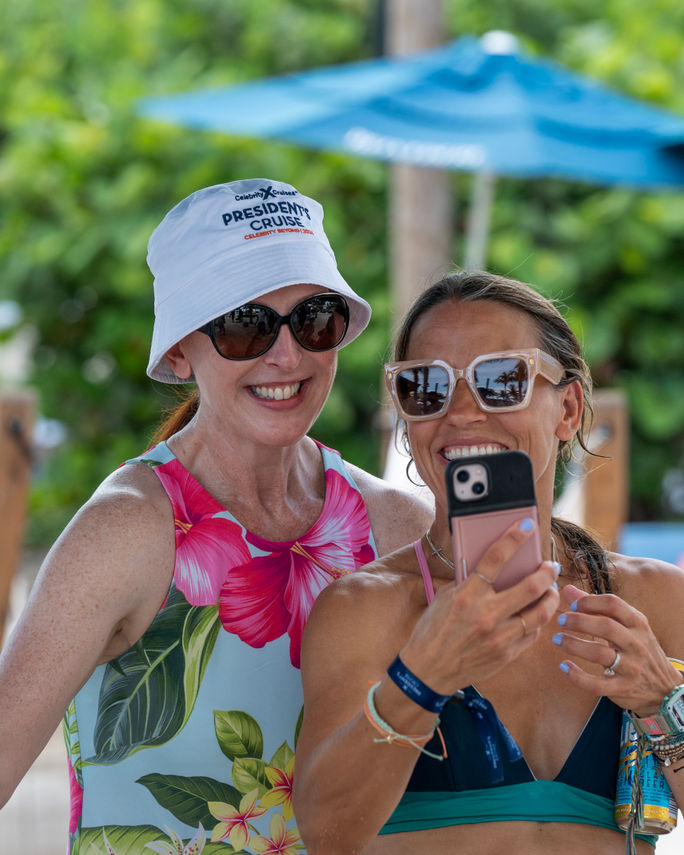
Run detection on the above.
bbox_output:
[450,504,541,590]
[446,451,542,591]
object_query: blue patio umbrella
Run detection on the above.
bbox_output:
[139,31,684,498]
[140,31,684,189]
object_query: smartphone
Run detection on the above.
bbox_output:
[446,450,541,591]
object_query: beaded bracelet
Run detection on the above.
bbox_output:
[651,734,684,766]
[364,682,447,761]
[387,655,452,713]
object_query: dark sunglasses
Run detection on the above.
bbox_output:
[199,292,350,360]
[385,349,565,420]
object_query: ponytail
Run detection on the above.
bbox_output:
[551,517,613,594]
[149,388,199,446]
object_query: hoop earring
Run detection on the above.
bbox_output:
[392,418,411,456]
[405,456,425,488]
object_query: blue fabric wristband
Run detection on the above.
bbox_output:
[387,655,451,713]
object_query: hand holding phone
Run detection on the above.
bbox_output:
[446,450,542,591]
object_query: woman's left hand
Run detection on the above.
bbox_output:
[553,584,681,717]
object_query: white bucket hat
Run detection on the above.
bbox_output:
[146,178,372,383]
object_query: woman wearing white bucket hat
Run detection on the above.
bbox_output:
[0,179,432,854]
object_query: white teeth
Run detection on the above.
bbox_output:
[443,445,504,460]
[251,383,301,401]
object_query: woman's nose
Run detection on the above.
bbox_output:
[445,378,487,422]
[263,322,303,367]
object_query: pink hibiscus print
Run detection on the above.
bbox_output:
[67,753,83,835]
[156,460,251,606]
[219,469,375,667]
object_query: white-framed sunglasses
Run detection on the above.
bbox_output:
[384,348,565,421]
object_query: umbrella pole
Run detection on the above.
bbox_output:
[464,171,496,270]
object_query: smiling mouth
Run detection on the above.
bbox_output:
[251,382,302,401]
[443,444,506,460]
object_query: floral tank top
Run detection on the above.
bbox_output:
[63,439,378,855]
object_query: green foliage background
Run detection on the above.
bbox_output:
[0,0,682,543]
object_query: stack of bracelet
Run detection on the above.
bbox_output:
[628,675,684,768]
[364,682,447,761]
[363,654,453,761]
[650,733,684,767]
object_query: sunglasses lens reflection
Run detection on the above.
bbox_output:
[396,365,451,417]
[291,296,348,351]
[211,295,348,359]
[214,306,277,359]
[395,357,530,417]
[473,357,529,409]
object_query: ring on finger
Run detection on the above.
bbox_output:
[473,570,494,586]
[604,650,621,676]
[518,613,528,637]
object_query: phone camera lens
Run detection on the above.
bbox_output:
[472,482,485,495]
[456,469,470,483]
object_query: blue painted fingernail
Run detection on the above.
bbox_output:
[553,561,562,576]
[520,517,534,532]
[570,600,579,612]
[558,613,567,626]
[560,661,570,674]
[552,633,563,646]
[551,581,558,591]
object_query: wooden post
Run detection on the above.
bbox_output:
[582,388,630,551]
[0,390,36,645]
[385,0,452,327]
[380,0,451,469]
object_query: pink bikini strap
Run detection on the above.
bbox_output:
[413,538,435,605]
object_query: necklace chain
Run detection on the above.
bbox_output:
[424,530,455,570]
[426,529,564,575]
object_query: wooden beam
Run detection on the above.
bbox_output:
[0,390,36,646]
[385,0,452,326]
[380,0,451,466]
[582,388,630,551]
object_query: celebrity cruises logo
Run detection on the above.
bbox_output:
[234,185,299,202]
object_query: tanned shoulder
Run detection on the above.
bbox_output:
[37,461,177,657]
[307,545,424,639]
[609,551,684,654]
[301,545,424,699]
[344,461,434,556]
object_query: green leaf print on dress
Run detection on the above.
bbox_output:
[88,587,220,764]
[137,774,243,829]
[214,710,264,761]
[80,824,244,854]
[126,713,299,852]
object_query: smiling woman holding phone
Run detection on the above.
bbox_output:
[293,271,684,855]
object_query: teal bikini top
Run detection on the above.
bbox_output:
[380,780,657,846]
[379,540,657,849]
[380,781,655,847]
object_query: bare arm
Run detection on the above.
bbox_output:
[554,556,684,811]
[0,463,175,807]
[293,521,560,855]
[347,463,434,556]
[294,573,434,855]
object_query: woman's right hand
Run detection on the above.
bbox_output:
[399,518,560,696]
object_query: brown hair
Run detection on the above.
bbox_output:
[394,270,611,593]
[149,388,199,447]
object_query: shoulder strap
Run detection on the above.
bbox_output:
[413,538,435,605]
[124,440,175,467]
